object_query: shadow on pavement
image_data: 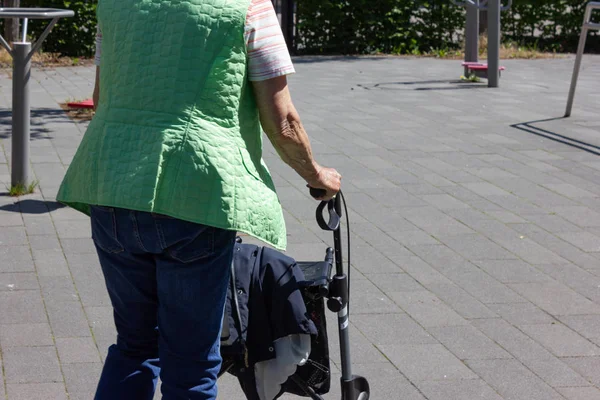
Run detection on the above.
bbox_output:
[511,117,600,156]
[0,199,65,214]
[356,80,485,91]
[292,55,391,64]
[0,108,72,140]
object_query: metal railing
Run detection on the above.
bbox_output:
[565,2,600,117]
[271,0,295,54]
[0,8,74,188]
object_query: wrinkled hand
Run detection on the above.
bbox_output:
[307,166,341,201]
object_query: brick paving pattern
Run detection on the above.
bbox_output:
[0,55,599,399]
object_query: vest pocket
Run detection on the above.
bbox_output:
[90,206,125,254]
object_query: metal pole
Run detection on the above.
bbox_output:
[280,0,294,54]
[333,196,353,383]
[465,0,479,75]
[11,42,31,188]
[487,0,500,87]
[565,5,595,117]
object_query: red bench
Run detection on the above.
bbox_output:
[462,62,506,79]
[66,99,94,109]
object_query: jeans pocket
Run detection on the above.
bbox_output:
[162,222,216,264]
[90,206,124,254]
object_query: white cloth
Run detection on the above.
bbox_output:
[254,334,311,400]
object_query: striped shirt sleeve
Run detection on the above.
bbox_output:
[245,0,295,81]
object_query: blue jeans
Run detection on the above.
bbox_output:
[90,206,236,400]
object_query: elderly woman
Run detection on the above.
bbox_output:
[56,0,341,399]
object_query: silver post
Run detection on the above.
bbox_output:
[21,18,28,42]
[465,0,479,76]
[487,0,500,87]
[565,4,595,117]
[11,42,31,188]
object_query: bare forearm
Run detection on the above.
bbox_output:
[262,110,320,185]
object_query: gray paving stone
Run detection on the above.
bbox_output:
[0,290,47,323]
[328,324,388,364]
[558,386,600,400]
[559,315,600,345]
[3,346,63,383]
[522,214,583,233]
[489,302,556,325]
[391,291,468,327]
[0,212,23,227]
[2,58,600,400]
[428,325,512,360]
[486,209,527,223]
[437,233,517,261]
[348,278,402,314]
[0,272,38,291]
[55,337,101,364]
[462,182,510,197]
[416,379,503,400]
[467,358,564,400]
[552,206,600,228]
[535,262,600,288]
[472,319,554,361]
[523,357,591,388]
[39,276,79,303]
[402,207,474,236]
[61,362,102,397]
[59,238,96,254]
[352,313,436,346]
[451,270,526,304]
[420,194,470,210]
[378,343,477,381]
[6,383,68,400]
[0,323,54,347]
[53,219,91,239]
[28,234,61,251]
[0,226,28,246]
[351,363,426,400]
[509,282,600,315]
[562,356,600,386]
[33,249,71,277]
[473,259,551,284]
[22,215,58,236]
[557,231,600,252]
[365,273,425,293]
[0,245,34,273]
[425,283,498,319]
[519,323,600,357]
[45,301,92,338]
[389,229,440,247]
[394,256,454,286]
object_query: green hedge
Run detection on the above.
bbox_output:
[23,0,97,57]
[11,0,600,57]
[296,0,600,55]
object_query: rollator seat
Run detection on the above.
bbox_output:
[297,261,333,296]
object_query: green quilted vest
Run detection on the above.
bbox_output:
[57,0,287,250]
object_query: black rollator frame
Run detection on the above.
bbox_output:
[312,190,370,400]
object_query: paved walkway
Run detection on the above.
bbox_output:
[0,55,600,400]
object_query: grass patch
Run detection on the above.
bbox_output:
[0,49,94,69]
[412,35,564,60]
[460,73,481,83]
[8,180,38,196]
